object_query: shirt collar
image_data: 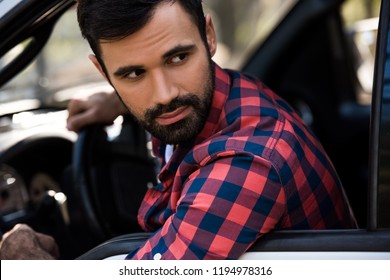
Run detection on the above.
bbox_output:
[152,63,231,169]
[193,63,231,145]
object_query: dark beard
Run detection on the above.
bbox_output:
[117,61,215,144]
[142,93,211,144]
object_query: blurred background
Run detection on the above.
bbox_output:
[0,0,382,107]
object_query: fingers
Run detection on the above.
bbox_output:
[66,91,126,132]
[67,105,100,132]
[36,232,60,259]
[67,98,91,132]
[0,224,58,260]
[67,98,88,119]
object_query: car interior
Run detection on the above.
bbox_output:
[75,0,377,259]
[1,0,389,259]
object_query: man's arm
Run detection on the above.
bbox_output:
[127,154,286,259]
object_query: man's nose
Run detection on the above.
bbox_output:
[151,70,179,105]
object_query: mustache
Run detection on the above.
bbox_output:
[145,94,201,121]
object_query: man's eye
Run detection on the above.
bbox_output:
[169,53,188,64]
[126,69,145,79]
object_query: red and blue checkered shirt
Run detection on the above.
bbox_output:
[127,64,356,260]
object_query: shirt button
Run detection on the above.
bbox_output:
[153,253,162,260]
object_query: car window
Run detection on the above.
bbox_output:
[0,6,102,107]
[0,0,23,19]
[203,0,298,68]
[342,0,381,104]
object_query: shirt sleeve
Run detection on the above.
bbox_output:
[126,152,286,260]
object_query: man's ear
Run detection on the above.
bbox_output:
[89,54,109,82]
[205,15,217,57]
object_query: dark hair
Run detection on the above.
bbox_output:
[77,0,206,73]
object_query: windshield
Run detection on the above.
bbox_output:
[0,0,381,110]
[0,0,24,19]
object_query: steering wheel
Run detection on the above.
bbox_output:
[67,116,157,256]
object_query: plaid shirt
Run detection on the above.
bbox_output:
[127,64,356,260]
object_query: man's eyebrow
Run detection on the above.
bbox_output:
[113,45,196,77]
[162,44,196,59]
[114,65,143,77]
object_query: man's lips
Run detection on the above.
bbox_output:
[156,106,192,125]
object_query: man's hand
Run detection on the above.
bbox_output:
[67,91,129,132]
[0,224,59,260]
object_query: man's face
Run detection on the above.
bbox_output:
[91,2,217,144]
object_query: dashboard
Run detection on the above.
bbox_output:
[0,108,76,234]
